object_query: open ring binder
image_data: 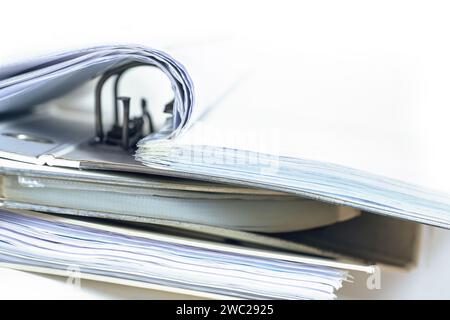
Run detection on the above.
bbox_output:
[0,44,434,300]
[93,61,174,150]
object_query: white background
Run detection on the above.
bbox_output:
[1,0,450,299]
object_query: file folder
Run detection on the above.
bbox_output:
[0,44,440,299]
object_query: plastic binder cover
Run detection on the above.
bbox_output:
[0,158,420,269]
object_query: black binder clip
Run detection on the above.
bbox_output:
[93,62,173,151]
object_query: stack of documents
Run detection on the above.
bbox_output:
[0,210,371,300]
[0,44,447,299]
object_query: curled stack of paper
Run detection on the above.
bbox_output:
[0,45,194,136]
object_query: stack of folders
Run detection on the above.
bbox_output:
[0,44,447,299]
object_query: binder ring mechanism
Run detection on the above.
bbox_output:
[93,61,174,150]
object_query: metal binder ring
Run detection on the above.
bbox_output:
[94,61,149,143]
